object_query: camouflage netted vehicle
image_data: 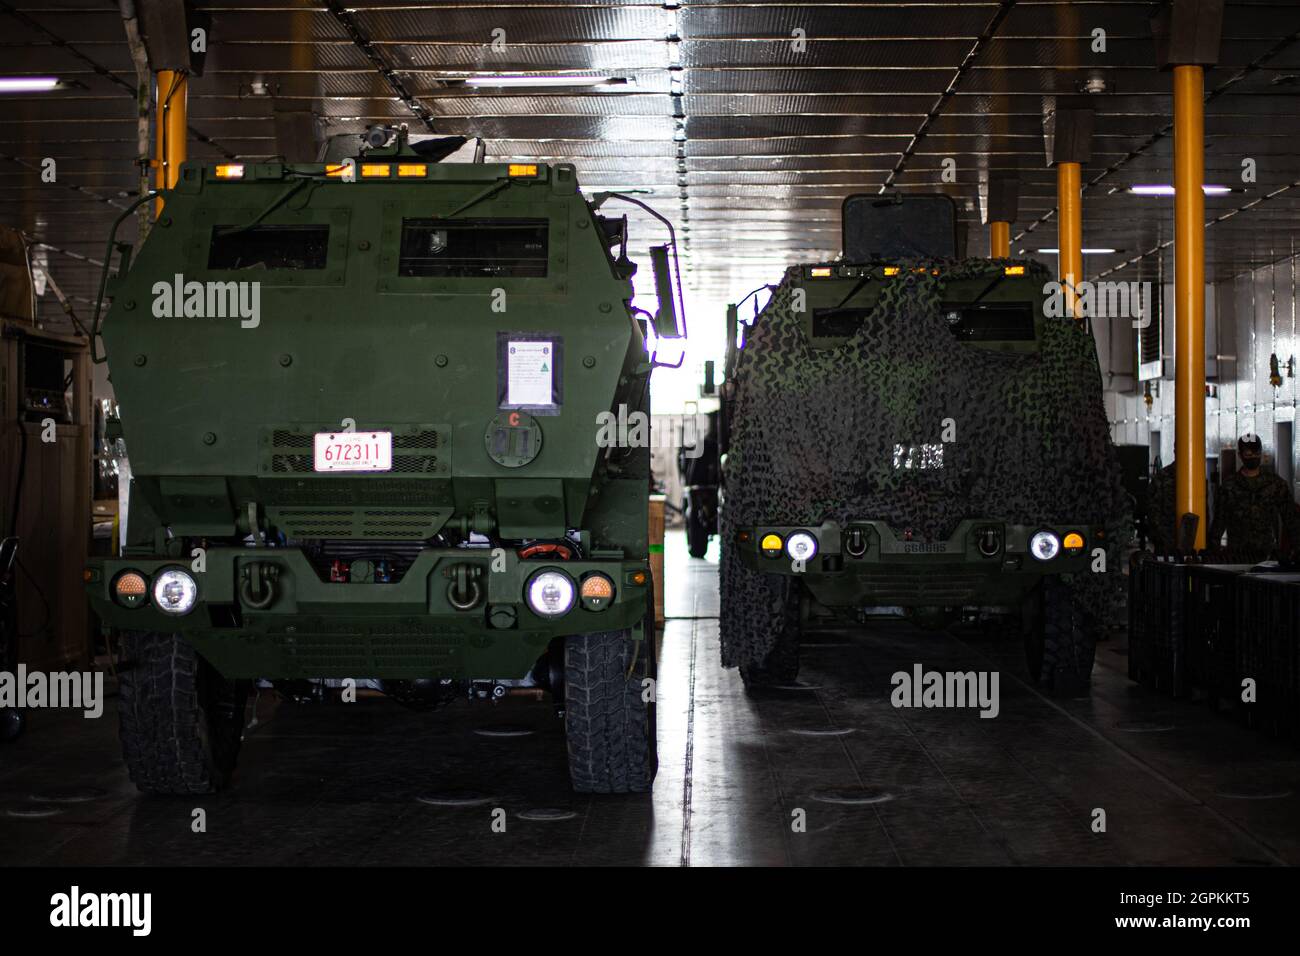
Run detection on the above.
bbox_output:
[720,195,1129,694]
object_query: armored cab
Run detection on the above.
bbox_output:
[85,131,683,794]
[720,195,1128,694]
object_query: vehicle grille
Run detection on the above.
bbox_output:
[269,507,446,539]
[269,624,464,677]
[853,570,993,605]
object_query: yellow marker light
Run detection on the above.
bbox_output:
[360,163,390,178]
[397,163,427,177]
[760,533,784,557]
[883,266,901,276]
[810,267,833,278]
[630,570,647,586]
[1063,532,1085,550]
[325,164,349,178]
[508,163,539,177]
[214,164,244,179]
[1003,265,1026,276]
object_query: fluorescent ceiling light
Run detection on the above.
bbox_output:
[1128,184,1231,196]
[1037,247,1118,254]
[0,76,61,93]
[461,75,627,89]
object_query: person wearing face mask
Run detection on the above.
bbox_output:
[1207,433,1300,554]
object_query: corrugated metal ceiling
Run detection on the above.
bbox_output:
[2,0,1299,329]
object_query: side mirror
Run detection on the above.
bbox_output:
[650,244,684,339]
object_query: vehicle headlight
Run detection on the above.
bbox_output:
[525,569,576,618]
[152,568,198,615]
[1029,531,1061,561]
[785,531,818,562]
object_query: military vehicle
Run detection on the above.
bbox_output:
[719,194,1128,695]
[678,405,721,559]
[84,127,683,794]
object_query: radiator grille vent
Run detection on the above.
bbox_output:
[270,507,448,539]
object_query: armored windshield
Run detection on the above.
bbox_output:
[208,224,330,270]
[398,218,548,278]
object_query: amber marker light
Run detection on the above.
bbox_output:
[113,570,149,608]
[580,573,615,611]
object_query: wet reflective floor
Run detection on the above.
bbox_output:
[2,532,1298,866]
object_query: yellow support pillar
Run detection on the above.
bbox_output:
[1173,63,1207,549]
[1056,160,1083,320]
[989,220,1010,259]
[153,69,188,216]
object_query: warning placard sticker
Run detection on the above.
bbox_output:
[506,340,554,407]
[497,332,562,414]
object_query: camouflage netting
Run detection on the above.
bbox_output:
[720,258,1132,669]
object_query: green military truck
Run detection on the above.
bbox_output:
[719,195,1128,695]
[85,129,681,794]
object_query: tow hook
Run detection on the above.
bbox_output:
[444,562,484,611]
[976,527,1002,558]
[240,561,280,610]
[845,527,868,557]
[470,680,508,701]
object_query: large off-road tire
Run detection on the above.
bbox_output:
[739,580,803,687]
[1022,579,1097,696]
[564,628,657,794]
[0,625,21,742]
[118,630,249,795]
[685,504,710,558]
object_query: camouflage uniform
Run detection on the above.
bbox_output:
[1208,470,1300,553]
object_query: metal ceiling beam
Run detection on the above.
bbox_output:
[1094,179,1300,282]
[0,154,130,211]
[1012,26,1300,256]
[323,0,440,133]
[879,0,1016,192]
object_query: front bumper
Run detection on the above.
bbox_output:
[736,518,1093,607]
[86,548,648,680]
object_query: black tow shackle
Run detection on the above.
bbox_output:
[445,562,484,611]
[240,561,280,610]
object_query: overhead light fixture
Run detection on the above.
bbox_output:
[1128,184,1232,196]
[461,75,628,89]
[0,76,62,93]
[1037,247,1118,254]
